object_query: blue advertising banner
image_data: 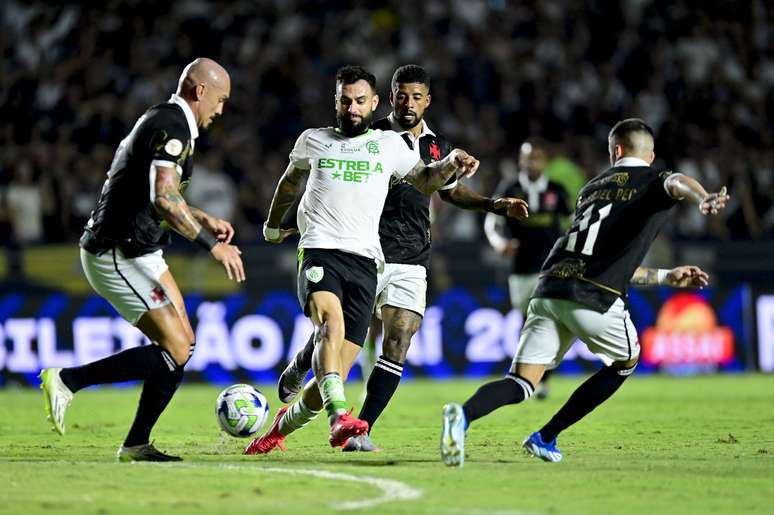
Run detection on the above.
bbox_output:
[0,284,756,387]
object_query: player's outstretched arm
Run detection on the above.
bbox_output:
[664,174,729,215]
[439,183,529,219]
[263,163,306,244]
[405,149,479,194]
[630,266,709,288]
[154,165,245,282]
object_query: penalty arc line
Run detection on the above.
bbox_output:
[197,463,423,510]
[2,460,423,511]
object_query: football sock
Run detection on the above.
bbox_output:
[358,355,403,433]
[124,362,185,447]
[319,372,348,423]
[539,365,634,442]
[59,344,178,392]
[295,334,315,373]
[278,397,321,436]
[462,374,535,429]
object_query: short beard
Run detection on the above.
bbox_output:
[337,110,373,137]
[395,112,422,131]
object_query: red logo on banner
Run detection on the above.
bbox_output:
[429,143,441,161]
[150,287,166,304]
[641,293,734,366]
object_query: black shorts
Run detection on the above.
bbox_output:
[297,248,378,346]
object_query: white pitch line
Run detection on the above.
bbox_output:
[2,460,423,511]
[195,463,423,511]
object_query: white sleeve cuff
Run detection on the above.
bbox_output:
[151,160,182,175]
[439,180,458,191]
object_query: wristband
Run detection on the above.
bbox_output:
[194,228,218,251]
[656,269,670,285]
[263,223,281,242]
[485,198,497,213]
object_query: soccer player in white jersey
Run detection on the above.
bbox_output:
[244,65,479,454]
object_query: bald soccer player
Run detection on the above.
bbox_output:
[39,58,244,461]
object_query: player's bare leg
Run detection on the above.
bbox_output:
[246,334,362,454]
[307,292,368,447]
[47,270,193,461]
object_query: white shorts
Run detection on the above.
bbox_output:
[374,263,427,319]
[508,273,540,313]
[513,297,639,368]
[80,248,171,325]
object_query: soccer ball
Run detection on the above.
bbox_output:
[215,384,270,437]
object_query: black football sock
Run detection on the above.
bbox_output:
[358,356,403,433]
[539,365,634,442]
[123,363,185,447]
[59,345,178,393]
[294,334,316,373]
[462,374,535,428]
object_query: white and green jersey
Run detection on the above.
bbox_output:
[291,127,420,263]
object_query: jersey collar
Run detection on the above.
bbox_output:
[387,113,436,139]
[614,157,650,167]
[168,94,199,140]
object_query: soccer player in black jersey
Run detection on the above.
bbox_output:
[38,58,245,461]
[441,118,729,466]
[277,64,528,452]
[485,138,571,399]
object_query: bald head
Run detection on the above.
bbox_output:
[176,58,231,129]
[177,58,230,94]
[608,118,655,165]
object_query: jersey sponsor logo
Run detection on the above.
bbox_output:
[543,258,587,279]
[305,266,324,283]
[428,142,441,160]
[318,158,383,183]
[366,140,380,154]
[164,138,183,156]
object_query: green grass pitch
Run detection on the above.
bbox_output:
[1,375,772,514]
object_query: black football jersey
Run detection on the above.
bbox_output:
[372,116,455,269]
[533,163,679,312]
[80,97,196,257]
[497,175,570,274]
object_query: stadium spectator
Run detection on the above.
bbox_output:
[0,0,771,247]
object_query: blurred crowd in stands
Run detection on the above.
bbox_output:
[1,0,773,250]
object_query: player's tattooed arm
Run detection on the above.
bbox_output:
[631,266,709,288]
[405,149,479,194]
[154,165,204,241]
[630,267,660,285]
[264,163,307,243]
[439,184,529,219]
[664,174,730,215]
[154,166,245,281]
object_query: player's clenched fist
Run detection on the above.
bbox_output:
[666,265,709,288]
[493,197,529,220]
[451,149,480,178]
